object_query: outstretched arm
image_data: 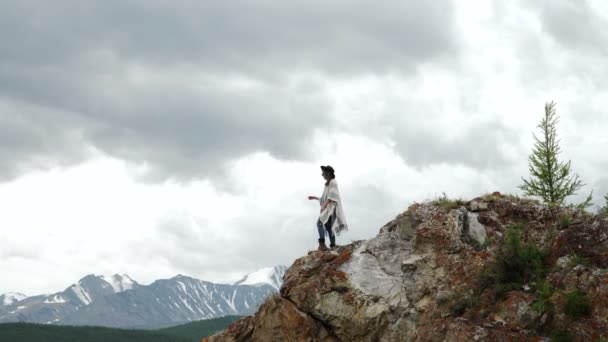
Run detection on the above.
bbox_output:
[307,196,319,200]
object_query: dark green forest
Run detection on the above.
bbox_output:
[0,316,241,342]
[156,316,241,341]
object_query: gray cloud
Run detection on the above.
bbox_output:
[335,92,525,171]
[0,99,91,180]
[0,0,457,182]
[86,79,332,181]
[514,0,608,89]
[0,80,332,181]
[394,116,522,170]
[533,0,608,54]
[1,1,457,75]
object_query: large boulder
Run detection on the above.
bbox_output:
[203,194,608,341]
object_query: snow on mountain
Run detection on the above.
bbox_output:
[1,292,27,305]
[70,283,93,305]
[100,274,135,293]
[44,294,67,304]
[0,269,283,328]
[66,273,139,305]
[234,265,287,291]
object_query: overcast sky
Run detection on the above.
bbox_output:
[2,0,608,295]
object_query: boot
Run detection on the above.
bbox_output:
[328,231,336,249]
[318,238,329,251]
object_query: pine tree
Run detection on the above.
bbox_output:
[519,102,583,206]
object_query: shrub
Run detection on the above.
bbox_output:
[496,227,546,283]
[558,215,573,227]
[564,290,591,319]
[479,225,548,297]
[531,280,554,313]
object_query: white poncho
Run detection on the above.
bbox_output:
[319,179,348,235]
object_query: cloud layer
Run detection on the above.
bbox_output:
[0,0,456,181]
[2,0,608,294]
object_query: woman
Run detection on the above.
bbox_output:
[307,165,348,251]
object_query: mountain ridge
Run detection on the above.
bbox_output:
[0,266,286,328]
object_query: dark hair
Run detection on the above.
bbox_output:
[324,172,335,186]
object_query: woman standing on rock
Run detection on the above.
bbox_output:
[307,165,348,251]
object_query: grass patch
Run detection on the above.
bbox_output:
[489,193,541,205]
[564,290,591,319]
[480,236,496,249]
[432,193,466,210]
[559,216,574,228]
[567,253,591,268]
[481,193,502,202]
[551,330,573,342]
[449,291,479,317]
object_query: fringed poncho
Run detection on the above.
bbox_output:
[319,179,348,235]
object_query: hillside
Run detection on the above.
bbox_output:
[0,316,241,342]
[204,193,608,341]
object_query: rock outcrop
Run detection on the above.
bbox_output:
[203,193,608,341]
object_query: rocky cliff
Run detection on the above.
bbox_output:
[203,193,608,341]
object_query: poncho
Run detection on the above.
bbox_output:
[319,179,348,236]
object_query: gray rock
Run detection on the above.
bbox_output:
[470,201,489,212]
[466,212,487,245]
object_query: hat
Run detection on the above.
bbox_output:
[320,165,335,174]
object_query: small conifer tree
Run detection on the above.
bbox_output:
[519,102,583,206]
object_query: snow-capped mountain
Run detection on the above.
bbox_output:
[234,265,287,291]
[69,273,142,305]
[0,266,286,328]
[64,274,277,328]
[99,274,136,293]
[0,273,143,325]
[0,292,27,306]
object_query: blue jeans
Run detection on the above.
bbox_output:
[317,214,336,246]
